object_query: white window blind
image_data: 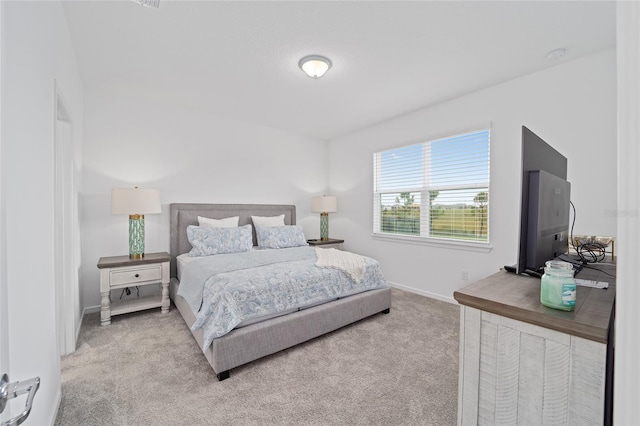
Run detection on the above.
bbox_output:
[373,128,490,243]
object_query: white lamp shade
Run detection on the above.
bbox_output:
[111,187,161,215]
[311,195,337,213]
[299,55,332,79]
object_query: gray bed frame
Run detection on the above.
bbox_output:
[169,203,392,380]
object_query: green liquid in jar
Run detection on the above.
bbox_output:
[540,260,576,311]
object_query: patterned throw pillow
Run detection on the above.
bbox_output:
[256,225,308,249]
[187,224,253,256]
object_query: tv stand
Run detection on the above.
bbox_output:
[502,264,516,273]
[503,264,543,278]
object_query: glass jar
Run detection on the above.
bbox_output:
[540,260,576,311]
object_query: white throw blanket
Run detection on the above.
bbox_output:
[315,247,365,283]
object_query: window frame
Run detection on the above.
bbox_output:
[372,125,491,250]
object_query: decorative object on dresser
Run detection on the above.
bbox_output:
[169,203,391,381]
[307,238,344,250]
[311,195,337,241]
[97,252,170,326]
[111,187,161,259]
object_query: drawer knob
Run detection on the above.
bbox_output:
[134,274,139,278]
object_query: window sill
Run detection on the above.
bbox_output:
[371,233,492,253]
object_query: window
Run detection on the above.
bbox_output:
[373,128,490,244]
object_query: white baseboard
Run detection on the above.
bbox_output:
[75,308,93,342]
[78,289,455,325]
[387,281,457,305]
[72,306,99,352]
[83,305,101,315]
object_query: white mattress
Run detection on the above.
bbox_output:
[176,253,197,282]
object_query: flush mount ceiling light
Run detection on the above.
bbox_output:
[299,55,332,79]
[131,0,160,8]
[546,48,566,61]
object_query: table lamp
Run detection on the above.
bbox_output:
[311,195,337,241]
[112,187,161,259]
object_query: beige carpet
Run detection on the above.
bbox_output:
[55,288,459,425]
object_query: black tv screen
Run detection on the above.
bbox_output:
[516,126,570,274]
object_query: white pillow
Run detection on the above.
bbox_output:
[251,214,285,227]
[197,215,239,228]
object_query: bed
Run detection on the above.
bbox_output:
[169,203,392,380]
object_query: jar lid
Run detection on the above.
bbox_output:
[544,260,574,271]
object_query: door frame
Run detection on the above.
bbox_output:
[53,81,78,356]
[0,2,10,422]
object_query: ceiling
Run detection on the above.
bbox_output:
[62,1,616,141]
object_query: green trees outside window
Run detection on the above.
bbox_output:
[374,129,490,243]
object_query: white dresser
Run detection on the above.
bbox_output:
[454,266,615,425]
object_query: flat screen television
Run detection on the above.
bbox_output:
[515,126,571,275]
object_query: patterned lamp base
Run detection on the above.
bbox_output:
[320,212,329,241]
[129,214,145,259]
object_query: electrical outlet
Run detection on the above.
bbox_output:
[461,271,468,281]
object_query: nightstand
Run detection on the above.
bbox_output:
[97,252,170,326]
[307,238,344,250]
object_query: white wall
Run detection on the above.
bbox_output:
[328,49,617,301]
[615,1,640,422]
[1,1,83,424]
[81,88,329,309]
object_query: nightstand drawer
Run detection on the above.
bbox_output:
[110,265,162,286]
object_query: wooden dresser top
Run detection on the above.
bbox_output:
[454,264,616,343]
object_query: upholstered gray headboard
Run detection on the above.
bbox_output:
[169,203,296,278]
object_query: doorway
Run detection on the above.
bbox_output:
[0,1,9,422]
[54,84,79,356]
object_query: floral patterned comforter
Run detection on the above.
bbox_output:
[177,246,388,349]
